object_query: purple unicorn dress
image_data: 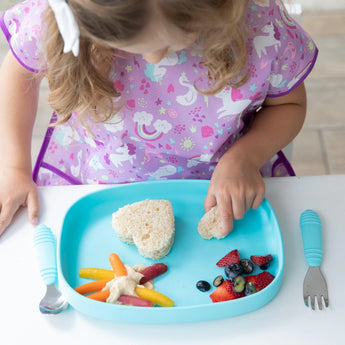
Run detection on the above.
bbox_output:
[1,0,318,186]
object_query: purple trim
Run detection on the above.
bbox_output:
[40,162,82,185]
[0,11,39,73]
[32,113,57,182]
[272,150,295,177]
[32,112,82,185]
[266,47,319,98]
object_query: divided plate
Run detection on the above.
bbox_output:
[58,180,284,323]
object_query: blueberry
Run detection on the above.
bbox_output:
[196,280,211,292]
[232,275,246,293]
[244,282,257,296]
[240,259,254,274]
[225,263,243,281]
[259,263,270,270]
[213,275,224,287]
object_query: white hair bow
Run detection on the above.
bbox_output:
[48,0,80,57]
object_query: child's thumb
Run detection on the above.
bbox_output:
[27,190,39,226]
[204,191,217,213]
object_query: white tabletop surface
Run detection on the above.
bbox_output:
[0,175,344,345]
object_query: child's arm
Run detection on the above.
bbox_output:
[0,51,42,236]
[204,82,307,236]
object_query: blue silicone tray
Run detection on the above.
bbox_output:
[58,180,284,323]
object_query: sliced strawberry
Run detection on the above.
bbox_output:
[210,279,244,302]
[250,254,273,267]
[245,271,275,291]
[216,249,240,267]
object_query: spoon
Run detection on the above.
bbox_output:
[34,224,68,314]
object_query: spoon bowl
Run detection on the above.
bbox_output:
[39,284,69,314]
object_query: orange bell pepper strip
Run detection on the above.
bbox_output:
[109,253,127,277]
[74,279,110,295]
[86,290,110,302]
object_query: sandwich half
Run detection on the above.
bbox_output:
[112,199,175,260]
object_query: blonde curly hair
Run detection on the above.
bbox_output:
[42,0,262,124]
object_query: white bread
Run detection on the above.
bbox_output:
[112,200,175,260]
[198,205,227,239]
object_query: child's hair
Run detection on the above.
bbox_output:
[42,0,258,124]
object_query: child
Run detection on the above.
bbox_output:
[0,0,317,236]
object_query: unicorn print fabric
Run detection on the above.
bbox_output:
[1,0,318,186]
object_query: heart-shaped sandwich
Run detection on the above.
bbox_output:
[198,205,228,239]
[112,200,175,260]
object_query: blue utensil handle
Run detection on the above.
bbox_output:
[33,224,57,285]
[300,210,322,267]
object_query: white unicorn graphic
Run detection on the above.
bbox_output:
[253,22,281,59]
[104,115,125,133]
[71,150,83,177]
[146,165,177,179]
[89,155,105,171]
[176,74,198,106]
[145,53,179,82]
[215,88,251,119]
[55,125,81,146]
[109,143,136,168]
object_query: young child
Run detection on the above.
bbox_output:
[0,0,317,236]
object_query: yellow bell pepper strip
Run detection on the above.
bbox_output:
[79,268,115,280]
[135,286,174,307]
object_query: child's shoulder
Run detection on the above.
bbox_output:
[1,0,47,35]
[246,0,290,30]
[244,0,318,97]
[1,0,47,72]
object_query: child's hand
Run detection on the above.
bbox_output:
[204,151,265,236]
[0,168,39,237]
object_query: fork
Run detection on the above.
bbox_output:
[300,210,329,310]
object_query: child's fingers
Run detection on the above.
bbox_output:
[203,189,217,213]
[231,193,246,220]
[251,192,264,210]
[0,201,21,236]
[249,181,265,210]
[216,194,234,236]
[204,186,234,236]
[27,190,39,226]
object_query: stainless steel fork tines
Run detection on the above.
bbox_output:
[303,266,329,310]
[300,210,329,310]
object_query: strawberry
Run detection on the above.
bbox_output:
[216,249,240,267]
[250,254,273,267]
[210,279,244,302]
[245,271,275,291]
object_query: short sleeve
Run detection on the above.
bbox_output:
[247,0,318,97]
[0,0,47,73]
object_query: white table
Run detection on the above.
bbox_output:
[1,175,344,345]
